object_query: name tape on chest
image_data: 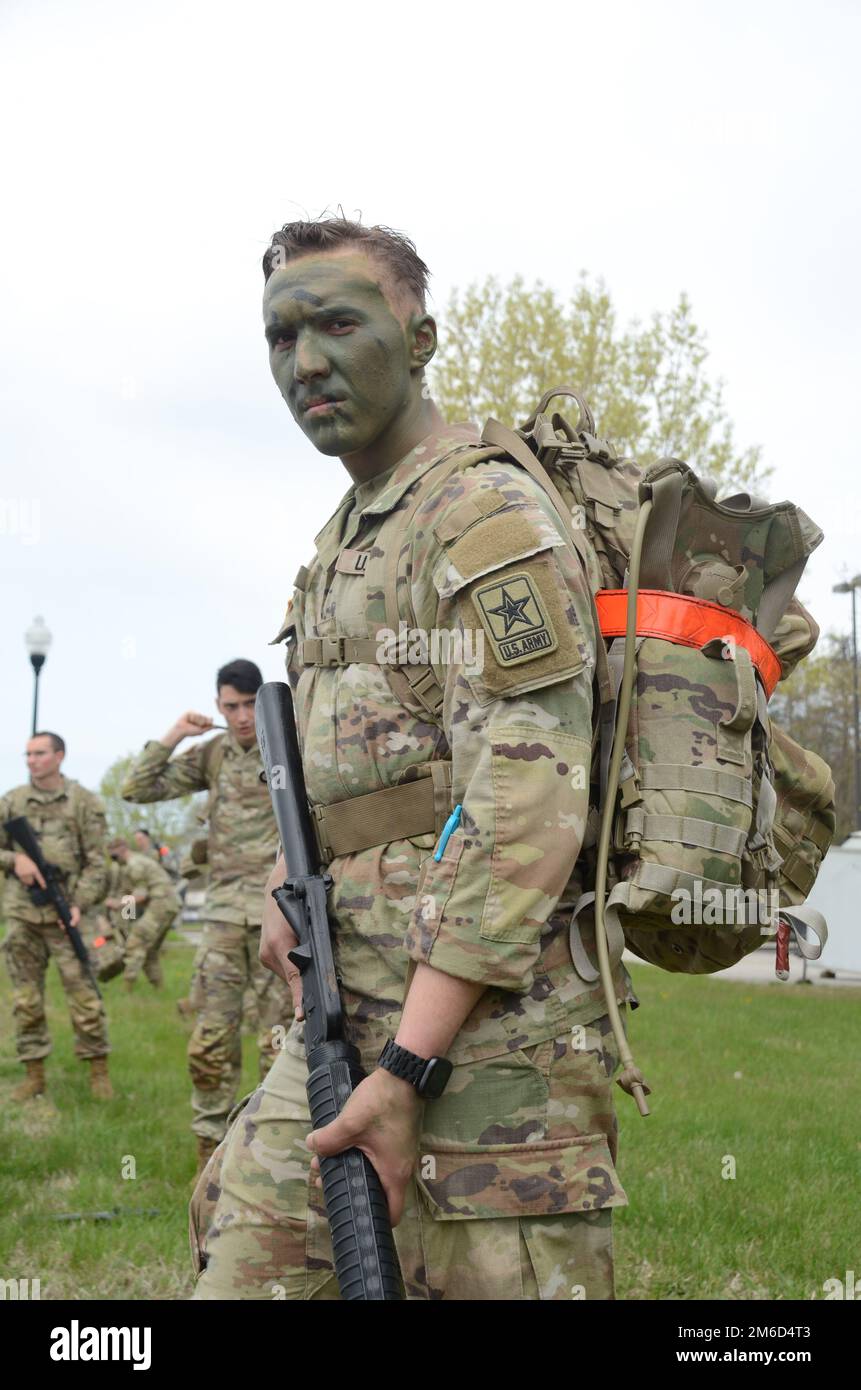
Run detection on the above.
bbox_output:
[335,548,371,576]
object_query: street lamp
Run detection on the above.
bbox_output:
[24,615,52,736]
[833,576,861,831]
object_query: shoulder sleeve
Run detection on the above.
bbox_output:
[412,459,595,704]
[402,460,598,992]
[122,740,212,802]
[0,792,16,873]
[73,787,108,911]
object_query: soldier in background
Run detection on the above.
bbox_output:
[105,837,179,990]
[122,660,292,1172]
[134,826,181,882]
[0,731,113,1100]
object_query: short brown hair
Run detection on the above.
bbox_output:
[107,837,128,852]
[32,730,65,755]
[262,216,430,311]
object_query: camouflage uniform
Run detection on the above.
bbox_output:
[0,777,109,1060]
[115,850,179,987]
[122,733,291,1140]
[191,423,634,1300]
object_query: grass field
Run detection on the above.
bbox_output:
[1,934,858,1301]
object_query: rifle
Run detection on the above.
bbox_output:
[255,680,402,1301]
[4,816,102,997]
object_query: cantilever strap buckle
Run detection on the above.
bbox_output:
[319,636,348,667]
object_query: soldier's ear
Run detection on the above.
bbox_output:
[408,313,437,371]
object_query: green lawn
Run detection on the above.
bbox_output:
[0,936,858,1300]
[0,933,262,1300]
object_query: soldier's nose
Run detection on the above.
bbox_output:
[293,339,330,385]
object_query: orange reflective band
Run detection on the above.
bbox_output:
[93,936,107,948]
[595,589,781,697]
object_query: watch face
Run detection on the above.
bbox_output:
[418,1056,453,1100]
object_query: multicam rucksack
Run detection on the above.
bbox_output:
[480,389,835,1111]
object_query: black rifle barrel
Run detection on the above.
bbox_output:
[4,816,101,997]
[255,681,402,1302]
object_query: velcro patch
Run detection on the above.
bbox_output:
[335,548,370,576]
[458,553,586,703]
[473,570,558,667]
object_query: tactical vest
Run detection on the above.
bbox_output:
[2,778,96,896]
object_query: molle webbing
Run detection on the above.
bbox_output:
[311,761,452,863]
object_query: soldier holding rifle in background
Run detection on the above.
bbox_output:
[0,732,113,1101]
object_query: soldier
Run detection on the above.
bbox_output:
[121,660,292,1172]
[0,731,113,1100]
[134,826,181,882]
[105,837,179,990]
[191,218,634,1300]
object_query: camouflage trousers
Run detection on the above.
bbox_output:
[2,914,109,1061]
[124,903,176,987]
[190,1013,626,1300]
[187,922,293,1143]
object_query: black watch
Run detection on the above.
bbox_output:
[377,1039,453,1100]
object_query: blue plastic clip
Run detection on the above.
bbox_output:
[433,804,463,862]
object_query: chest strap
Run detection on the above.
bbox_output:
[311,761,452,863]
[298,636,382,667]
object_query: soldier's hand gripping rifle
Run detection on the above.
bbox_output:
[3,816,101,997]
[255,681,402,1302]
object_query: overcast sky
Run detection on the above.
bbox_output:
[1,0,859,797]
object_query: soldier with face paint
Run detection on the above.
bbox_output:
[190,218,634,1300]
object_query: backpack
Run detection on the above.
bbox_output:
[479,390,835,1111]
[293,394,835,1112]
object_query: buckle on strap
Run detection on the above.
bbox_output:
[320,636,348,666]
[299,636,348,667]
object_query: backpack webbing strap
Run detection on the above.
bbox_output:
[381,444,502,720]
[622,811,748,857]
[568,890,626,985]
[298,637,382,666]
[636,467,684,591]
[481,418,614,710]
[756,556,808,644]
[639,763,753,805]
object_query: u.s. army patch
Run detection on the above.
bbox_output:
[473,570,559,667]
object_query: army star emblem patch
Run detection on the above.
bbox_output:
[473,570,559,666]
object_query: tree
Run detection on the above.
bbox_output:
[99,754,204,848]
[432,274,766,493]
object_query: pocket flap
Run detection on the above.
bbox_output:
[416,1134,626,1220]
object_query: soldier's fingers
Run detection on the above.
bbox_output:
[305,1114,355,1158]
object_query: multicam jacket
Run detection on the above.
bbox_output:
[0,777,108,923]
[121,733,277,926]
[115,850,179,914]
[273,422,633,1067]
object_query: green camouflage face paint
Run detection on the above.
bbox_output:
[263,252,417,461]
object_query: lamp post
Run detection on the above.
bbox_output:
[833,576,861,831]
[24,616,52,736]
